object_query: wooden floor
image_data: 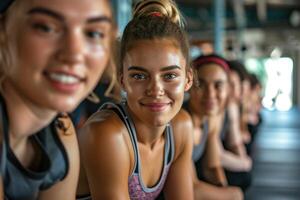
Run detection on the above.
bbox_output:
[245,107,300,200]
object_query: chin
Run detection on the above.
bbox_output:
[52,100,81,113]
[148,117,170,127]
[206,110,217,116]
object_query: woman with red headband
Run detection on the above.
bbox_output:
[185,54,249,199]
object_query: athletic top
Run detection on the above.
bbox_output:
[77,102,175,200]
[0,95,69,200]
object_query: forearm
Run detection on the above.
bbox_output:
[194,180,243,200]
[220,150,252,172]
[203,167,227,186]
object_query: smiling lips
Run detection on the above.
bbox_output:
[141,102,171,112]
[202,100,216,110]
[45,71,85,94]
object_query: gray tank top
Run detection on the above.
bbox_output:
[192,121,209,162]
[102,102,175,200]
[0,95,69,200]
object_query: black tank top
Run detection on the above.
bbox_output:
[0,95,69,200]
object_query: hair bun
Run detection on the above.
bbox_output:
[133,0,185,27]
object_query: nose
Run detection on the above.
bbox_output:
[57,29,85,64]
[145,77,165,97]
[206,84,216,99]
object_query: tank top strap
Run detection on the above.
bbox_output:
[165,123,175,164]
[98,102,139,173]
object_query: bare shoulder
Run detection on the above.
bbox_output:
[171,109,193,138]
[79,109,127,145]
[78,108,131,167]
[77,109,132,198]
[172,108,193,126]
[170,109,193,159]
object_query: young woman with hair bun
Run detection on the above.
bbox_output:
[78,0,194,199]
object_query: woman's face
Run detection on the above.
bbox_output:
[2,0,112,112]
[121,39,192,127]
[190,63,229,117]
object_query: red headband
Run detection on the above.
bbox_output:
[148,11,163,17]
[193,57,229,72]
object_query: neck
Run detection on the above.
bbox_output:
[188,101,207,128]
[2,80,57,146]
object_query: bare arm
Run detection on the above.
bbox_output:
[226,102,245,153]
[194,178,243,200]
[191,161,243,200]
[78,111,131,200]
[39,117,80,200]
[223,103,252,172]
[163,109,194,200]
[202,133,228,186]
[220,149,252,172]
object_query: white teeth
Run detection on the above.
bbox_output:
[48,73,80,84]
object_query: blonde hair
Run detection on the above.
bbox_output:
[0,0,23,88]
[133,0,185,28]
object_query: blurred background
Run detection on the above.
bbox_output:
[113,0,300,112]
[110,1,300,199]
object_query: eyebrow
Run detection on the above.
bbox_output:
[28,7,64,21]
[128,65,182,72]
[28,7,112,24]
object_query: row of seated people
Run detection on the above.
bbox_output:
[0,0,262,199]
[73,53,262,199]
[71,1,263,199]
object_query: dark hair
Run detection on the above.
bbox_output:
[227,60,249,81]
[249,73,261,89]
[0,0,14,14]
[119,1,190,75]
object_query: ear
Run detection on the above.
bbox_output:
[119,72,125,90]
[184,68,193,91]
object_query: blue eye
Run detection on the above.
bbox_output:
[130,73,147,80]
